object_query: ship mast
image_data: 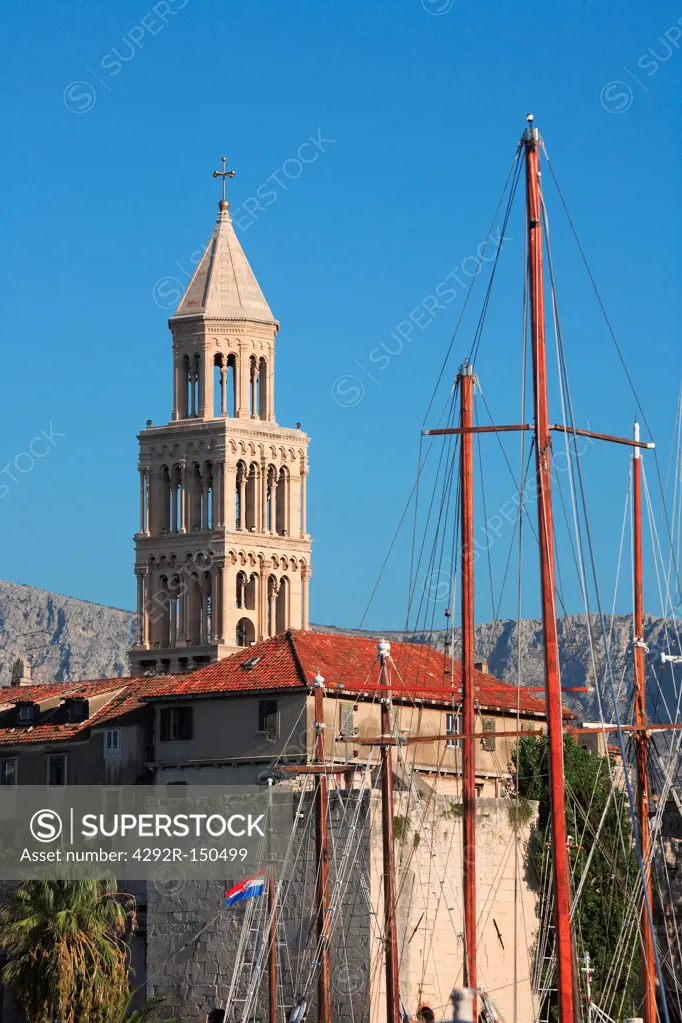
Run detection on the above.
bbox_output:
[524,115,576,1022]
[267,778,278,1023]
[379,642,401,1023]
[459,364,477,1010]
[632,420,657,1023]
[313,673,332,1023]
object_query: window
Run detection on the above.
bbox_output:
[18,704,37,725]
[66,700,89,723]
[258,700,279,736]
[0,758,16,786]
[47,753,67,786]
[105,728,122,757]
[482,718,496,752]
[446,712,461,748]
[339,702,357,737]
[159,707,193,742]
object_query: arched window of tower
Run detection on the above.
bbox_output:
[249,355,258,417]
[258,356,268,421]
[236,617,255,647]
[236,571,247,610]
[235,461,247,530]
[246,573,258,611]
[245,462,259,531]
[277,466,289,535]
[267,575,279,637]
[276,576,289,633]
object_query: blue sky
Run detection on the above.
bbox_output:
[0,0,680,631]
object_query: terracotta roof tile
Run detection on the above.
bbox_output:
[144,631,558,716]
[0,676,187,746]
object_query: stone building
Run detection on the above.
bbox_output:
[130,189,312,677]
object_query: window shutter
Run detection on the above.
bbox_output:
[482,718,496,751]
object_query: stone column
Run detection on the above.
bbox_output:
[139,469,146,533]
[260,461,267,531]
[145,468,152,534]
[171,479,178,533]
[201,469,209,530]
[301,565,309,631]
[268,354,275,422]
[237,348,250,418]
[268,581,278,637]
[223,461,232,530]
[237,468,246,530]
[258,567,267,641]
[180,461,188,534]
[143,567,151,648]
[289,474,301,538]
[135,570,144,646]
[220,561,229,643]
[210,567,218,642]
[199,348,211,419]
[190,360,197,417]
[301,469,308,537]
[220,363,227,417]
[271,476,278,534]
[172,355,179,421]
[250,360,258,418]
[169,591,177,648]
[176,571,187,644]
[214,461,223,528]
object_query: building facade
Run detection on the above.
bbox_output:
[130,191,312,676]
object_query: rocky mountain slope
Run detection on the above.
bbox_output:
[0,582,678,719]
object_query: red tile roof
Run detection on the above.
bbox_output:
[0,676,183,746]
[144,631,558,716]
[0,630,572,747]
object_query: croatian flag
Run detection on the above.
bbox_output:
[225,869,266,908]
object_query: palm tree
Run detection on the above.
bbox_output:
[0,875,135,1023]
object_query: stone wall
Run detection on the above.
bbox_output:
[147,792,372,1023]
[372,794,540,1023]
[145,788,539,1023]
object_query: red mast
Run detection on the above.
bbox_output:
[379,643,401,1023]
[459,364,477,1009]
[524,116,576,1022]
[632,421,657,1023]
[313,674,332,1023]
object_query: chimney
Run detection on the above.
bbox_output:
[474,660,489,674]
[10,658,33,687]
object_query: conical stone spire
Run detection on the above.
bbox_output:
[173,201,275,324]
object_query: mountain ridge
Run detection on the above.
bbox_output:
[0,581,678,718]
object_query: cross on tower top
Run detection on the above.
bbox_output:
[213,156,236,206]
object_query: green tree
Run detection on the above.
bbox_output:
[510,734,642,1017]
[0,876,134,1023]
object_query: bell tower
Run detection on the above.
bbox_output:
[129,161,311,675]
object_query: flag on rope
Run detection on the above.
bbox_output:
[225,869,266,908]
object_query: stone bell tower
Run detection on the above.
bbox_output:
[129,161,311,675]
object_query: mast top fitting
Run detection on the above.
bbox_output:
[523,113,539,145]
[377,639,391,660]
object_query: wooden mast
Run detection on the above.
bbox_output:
[632,420,657,1023]
[313,673,332,1023]
[524,115,576,1022]
[267,778,278,1023]
[459,364,477,1010]
[379,642,401,1023]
